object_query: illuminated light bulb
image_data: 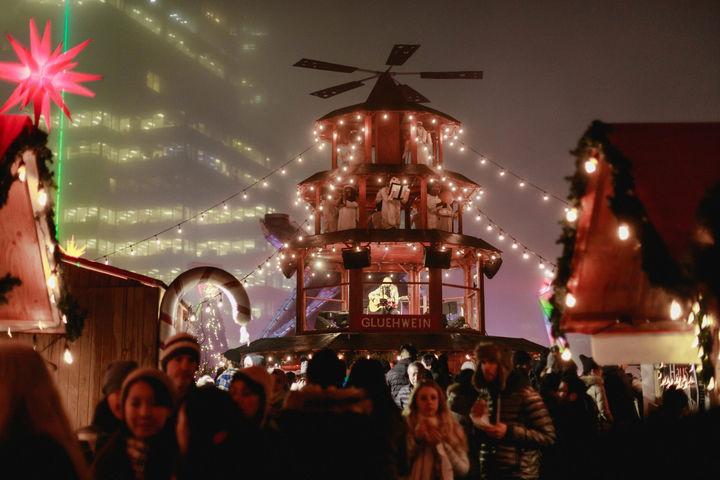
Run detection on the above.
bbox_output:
[618,224,630,240]
[449,142,454,147]
[7,327,12,337]
[490,255,496,261]
[670,300,682,320]
[263,180,268,187]
[561,349,572,361]
[475,215,481,221]
[584,157,598,173]
[338,353,344,360]
[498,234,505,241]
[243,192,248,199]
[18,163,26,182]
[356,135,362,141]
[318,125,324,131]
[538,262,545,270]
[38,321,45,330]
[63,346,73,364]
[565,293,577,308]
[200,214,205,221]
[38,188,48,206]
[486,225,492,231]
[465,354,471,360]
[543,194,549,201]
[480,158,487,165]
[519,181,525,187]
[356,114,362,120]
[702,314,714,328]
[499,170,506,177]
[104,257,109,265]
[383,113,388,119]
[218,298,223,307]
[692,302,700,314]
[566,208,578,222]
[205,305,211,313]
[177,225,183,234]
[431,119,436,124]
[155,236,160,244]
[709,377,716,391]
[298,157,303,162]
[281,169,286,175]
[130,248,135,256]
[378,177,383,183]
[268,356,273,362]
[190,314,197,322]
[47,273,57,290]
[298,236,303,241]
[339,120,344,125]
[511,243,518,249]
[310,186,315,191]
[384,245,389,251]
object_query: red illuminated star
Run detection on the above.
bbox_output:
[0,19,101,131]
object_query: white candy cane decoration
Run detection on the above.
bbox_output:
[159,267,251,345]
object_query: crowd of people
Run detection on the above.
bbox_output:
[0,336,717,480]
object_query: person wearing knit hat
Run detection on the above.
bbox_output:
[79,360,138,462]
[93,368,177,480]
[160,332,200,398]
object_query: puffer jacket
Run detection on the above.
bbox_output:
[386,358,413,405]
[472,369,555,480]
[580,373,613,425]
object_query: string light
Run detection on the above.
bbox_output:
[63,345,73,364]
[618,224,630,240]
[584,157,598,173]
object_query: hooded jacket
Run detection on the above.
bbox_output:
[580,373,614,425]
[471,344,555,480]
[386,358,413,405]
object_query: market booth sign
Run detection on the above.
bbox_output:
[352,314,441,331]
[591,331,697,365]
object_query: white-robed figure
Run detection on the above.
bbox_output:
[373,177,410,229]
[321,191,339,233]
[338,186,359,230]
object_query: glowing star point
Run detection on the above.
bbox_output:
[0,19,101,131]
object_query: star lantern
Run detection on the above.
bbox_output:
[0,19,101,131]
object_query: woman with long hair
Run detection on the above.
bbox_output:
[0,341,89,480]
[92,368,176,480]
[403,380,469,480]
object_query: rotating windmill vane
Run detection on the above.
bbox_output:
[294,44,482,103]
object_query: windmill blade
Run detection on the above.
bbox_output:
[386,44,420,66]
[294,58,359,73]
[398,84,430,103]
[310,80,365,99]
[420,71,483,79]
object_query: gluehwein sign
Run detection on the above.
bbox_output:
[352,314,441,332]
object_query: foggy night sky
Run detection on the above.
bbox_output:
[2,1,719,347]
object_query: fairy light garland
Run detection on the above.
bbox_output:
[93,145,315,262]
[473,207,556,276]
[453,140,569,206]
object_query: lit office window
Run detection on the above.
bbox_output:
[146,71,161,93]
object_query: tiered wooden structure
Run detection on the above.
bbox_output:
[227,64,545,365]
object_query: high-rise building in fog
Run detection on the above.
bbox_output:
[1,0,295,329]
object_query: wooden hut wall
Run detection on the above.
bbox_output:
[13,263,163,430]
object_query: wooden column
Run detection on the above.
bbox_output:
[296,253,305,334]
[341,268,349,311]
[476,256,485,334]
[463,263,472,325]
[457,202,463,234]
[314,187,321,234]
[410,267,420,314]
[429,267,443,320]
[420,177,427,230]
[364,114,372,164]
[348,268,363,319]
[359,176,367,228]
[332,126,338,169]
[411,121,418,164]
[437,126,443,167]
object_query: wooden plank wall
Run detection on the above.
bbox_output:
[11,264,163,430]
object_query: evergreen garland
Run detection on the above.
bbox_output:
[0,124,86,341]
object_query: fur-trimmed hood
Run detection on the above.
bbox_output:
[283,384,372,415]
[471,342,513,392]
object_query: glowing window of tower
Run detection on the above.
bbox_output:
[146,71,161,93]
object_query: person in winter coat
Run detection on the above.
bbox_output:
[387,344,418,407]
[78,360,138,462]
[446,370,481,479]
[469,341,555,480]
[396,361,431,410]
[579,354,613,429]
[278,350,379,480]
[404,380,470,480]
[92,368,176,480]
[0,342,90,480]
[346,358,410,479]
